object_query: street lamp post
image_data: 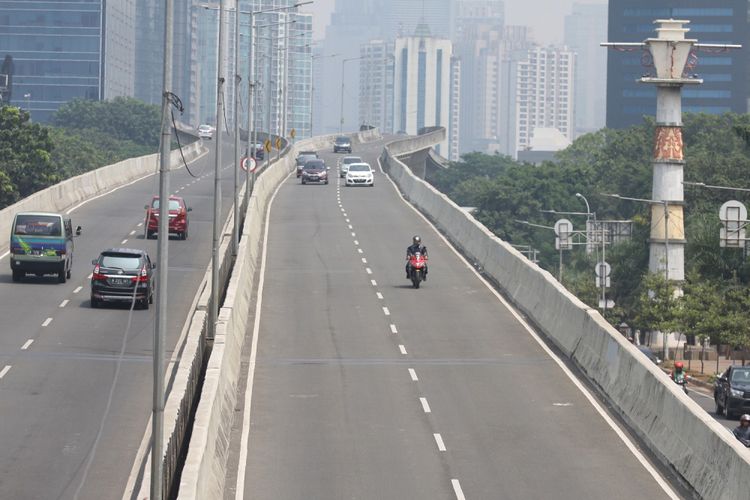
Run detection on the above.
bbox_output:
[339,56,363,134]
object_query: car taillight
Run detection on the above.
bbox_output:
[92,265,107,281]
[132,266,149,283]
[56,249,66,256]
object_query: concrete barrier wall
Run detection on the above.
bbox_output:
[177,133,344,499]
[0,140,205,256]
[380,140,750,500]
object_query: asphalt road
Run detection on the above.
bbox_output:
[0,138,237,499]
[223,137,678,499]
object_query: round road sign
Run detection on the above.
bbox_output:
[241,156,257,172]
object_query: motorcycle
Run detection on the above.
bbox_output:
[408,252,427,289]
[673,372,688,394]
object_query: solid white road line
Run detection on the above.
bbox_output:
[42,318,53,327]
[409,368,419,381]
[451,479,466,500]
[370,280,377,286]
[65,170,159,214]
[366,268,373,275]
[376,292,384,300]
[434,433,446,451]
[0,365,11,379]
[390,324,398,334]
[59,300,69,308]
[420,397,432,413]
[73,286,83,294]
[378,155,680,500]
[21,339,34,350]
[382,307,390,316]
[234,168,291,500]
[399,344,407,355]
[0,250,9,261]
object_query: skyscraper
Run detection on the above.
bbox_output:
[386,0,454,39]
[394,24,458,158]
[606,0,748,128]
[564,2,607,136]
[359,40,395,133]
[0,0,136,122]
[515,46,576,154]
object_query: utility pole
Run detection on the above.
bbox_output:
[233,5,241,256]
[245,13,256,210]
[210,0,227,340]
[152,0,173,496]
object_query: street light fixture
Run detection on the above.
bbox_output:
[683,180,750,193]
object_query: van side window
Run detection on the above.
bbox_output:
[64,219,73,239]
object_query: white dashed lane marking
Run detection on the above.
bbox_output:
[370,280,377,286]
[361,258,367,263]
[434,433,446,451]
[409,368,418,381]
[390,324,398,334]
[42,318,53,327]
[382,307,390,316]
[351,232,356,237]
[420,398,432,413]
[137,222,143,227]
[452,479,466,500]
[21,339,33,350]
[129,230,136,236]
[354,240,359,245]
[376,292,384,300]
[87,273,93,279]
[0,365,10,379]
[121,239,128,245]
[366,268,373,275]
[399,345,407,355]
[358,249,364,254]
[73,286,83,294]
[59,300,69,308]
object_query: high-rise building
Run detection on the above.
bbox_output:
[387,0,454,39]
[515,46,575,154]
[359,40,395,133]
[564,2,607,136]
[394,24,458,158]
[449,56,461,161]
[0,0,136,122]
[606,0,748,129]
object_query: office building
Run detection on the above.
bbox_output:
[0,0,136,122]
[393,24,458,158]
[516,46,576,155]
[387,0,454,39]
[359,40,395,133]
[607,0,748,128]
[564,2,607,136]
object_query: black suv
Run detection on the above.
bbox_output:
[333,136,352,153]
[301,160,328,185]
[714,365,750,418]
[90,248,156,309]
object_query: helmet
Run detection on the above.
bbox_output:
[413,235,421,245]
[741,414,750,423]
[674,362,684,370]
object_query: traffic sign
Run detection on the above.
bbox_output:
[290,128,296,139]
[264,139,272,153]
[554,218,573,251]
[241,156,257,172]
[275,137,282,149]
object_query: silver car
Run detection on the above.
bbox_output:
[339,156,362,177]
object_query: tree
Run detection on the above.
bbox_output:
[633,273,682,360]
[677,276,722,373]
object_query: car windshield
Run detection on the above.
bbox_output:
[343,157,362,164]
[100,254,142,270]
[731,369,750,383]
[14,214,62,237]
[152,199,181,211]
[349,164,370,172]
[304,163,324,170]
[335,137,349,143]
[199,125,211,131]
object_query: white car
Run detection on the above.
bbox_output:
[339,156,362,178]
[198,124,214,140]
[345,163,374,187]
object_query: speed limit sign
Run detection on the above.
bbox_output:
[241,156,257,172]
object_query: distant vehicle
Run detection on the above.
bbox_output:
[301,160,328,185]
[333,136,352,153]
[198,124,214,140]
[715,365,750,418]
[296,151,319,177]
[253,143,264,160]
[339,156,362,178]
[90,248,155,309]
[10,212,81,283]
[345,163,374,187]
[144,195,191,240]
[637,345,662,365]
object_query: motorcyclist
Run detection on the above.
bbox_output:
[733,414,750,447]
[670,361,688,392]
[406,235,428,280]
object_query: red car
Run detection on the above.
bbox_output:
[144,195,191,240]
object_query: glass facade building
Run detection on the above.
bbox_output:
[0,0,135,122]
[607,0,748,129]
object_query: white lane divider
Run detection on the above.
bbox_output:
[42,318,53,327]
[389,324,398,334]
[361,257,367,263]
[121,239,128,245]
[382,307,390,316]
[366,268,373,275]
[354,240,359,245]
[451,479,466,500]
[73,286,83,294]
[409,368,418,381]
[370,280,377,286]
[358,249,364,254]
[351,232,356,237]
[376,292,384,300]
[21,339,34,350]
[137,222,143,227]
[345,219,350,223]
[434,433,446,451]
[129,230,136,236]
[420,397,432,413]
[399,344,407,355]
[87,273,93,279]
[59,300,69,308]
[348,225,353,229]
[0,365,11,379]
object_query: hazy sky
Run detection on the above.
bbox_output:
[301,0,607,45]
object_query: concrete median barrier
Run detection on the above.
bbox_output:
[0,140,206,256]
[380,139,750,500]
